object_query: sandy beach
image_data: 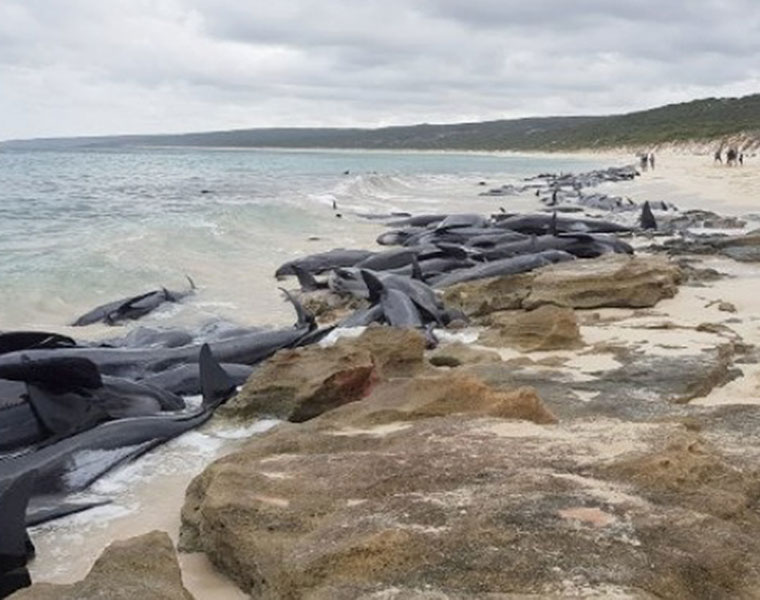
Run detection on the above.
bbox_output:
[17,149,760,598]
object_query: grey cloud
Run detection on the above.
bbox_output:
[0,0,758,139]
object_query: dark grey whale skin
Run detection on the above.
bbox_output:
[0,345,235,526]
[0,323,312,379]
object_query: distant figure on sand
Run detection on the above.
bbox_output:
[648,153,655,169]
[740,153,744,166]
[714,149,722,164]
[727,148,737,166]
[639,154,649,171]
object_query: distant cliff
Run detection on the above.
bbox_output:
[3,93,760,152]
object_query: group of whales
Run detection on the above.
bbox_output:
[1,199,657,596]
[0,289,321,597]
[275,206,658,324]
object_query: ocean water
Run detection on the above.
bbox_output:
[0,147,612,335]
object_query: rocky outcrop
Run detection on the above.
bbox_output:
[345,326,427,378]
[443,255,682,317]
[219,343,377,422]
[12,531,192,600]
[220,327,427,422]
[523,254,682,310]
[478,305,582,351]
[469,342,744,420]
[181,411,760,599]
[322,371,557,427]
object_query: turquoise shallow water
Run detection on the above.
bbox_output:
[0,147,612,332]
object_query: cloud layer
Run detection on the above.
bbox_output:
[1,0,759,139]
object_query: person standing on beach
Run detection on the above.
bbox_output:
[727,148,737,166]
[639,154,649,171]
[649,153,655,169]
[739,153,744,166]
[714,149,723,164]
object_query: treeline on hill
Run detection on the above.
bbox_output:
[4,94,760,151]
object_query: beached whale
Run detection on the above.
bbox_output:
[72,277,196,326]
[101,326,194,349]
[430,250,576,288]
[384,214,448,228]
[493,213,631,235]
[480,233,632,262]
[0,331,77,355]
[275,249,374,278]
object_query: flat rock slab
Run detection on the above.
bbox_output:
[468,343,743,421]
[478,305,582,352]
[180,411,760,599]
[11,531,193,600]
[443,255,682,317]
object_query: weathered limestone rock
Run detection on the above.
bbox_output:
[469,343,743,420]
[220,327,428,422]
[181,413,760,599]
[598,433,760,524]
[345,326,427,378]
[443,255,681,317]
[478,305,582,351]
[220,343,377,422]
[441,272,531,316]
[326,372,557,427]
[12,531,192,600]
[523,255,682,310]
[428,342,501,367]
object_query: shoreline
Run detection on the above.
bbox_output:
[16,152,760,598]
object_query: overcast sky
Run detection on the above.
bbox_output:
[1,0,759,140]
